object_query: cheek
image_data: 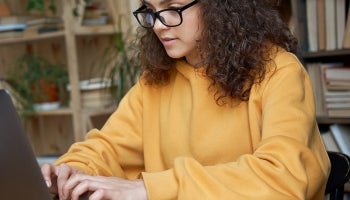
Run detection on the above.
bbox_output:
[181,9,203,39]
[182,17,202,41]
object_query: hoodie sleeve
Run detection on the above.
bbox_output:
[54,81,145,180]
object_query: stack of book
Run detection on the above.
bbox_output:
[82,0,109,26]
[324,66,350,91]
[307,63,350,118]
[323,65,350,118]
[0,15,63,39]
[0,16,27,39]
[68,78,114,108]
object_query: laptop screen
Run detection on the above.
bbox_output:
[0,89,53,200]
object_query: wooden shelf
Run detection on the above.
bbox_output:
[34,107,73,116]
[0,0,133,155]
[75,24,117,36]
[301,49,350,58]
[0,30,65,45]
[317,117,350,124]
[28,106,115,116]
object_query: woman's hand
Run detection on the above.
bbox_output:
[41,163,82,197]
[41,163,147,200]
[61,174,147,200]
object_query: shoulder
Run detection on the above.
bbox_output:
[273,50,304,71]
[264,49,307,81]
[252,49,311,96]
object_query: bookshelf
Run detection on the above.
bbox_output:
[0,0,137,156]
[290,0,350,124]
[291,1,350,195]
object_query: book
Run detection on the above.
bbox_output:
[325,90,350,98]
[325,0,337,50]
[325,95,350,103]
[321,130,340,152]
[336,0,346,49]
[324,68,350,92]
[0,15,47,27]
[82,16,108,26]
[81,96,113,108]
[306,63,327,117]
[0,30,23,39]
[326,81,350,91]
[317,0,326,50]
[320,63,344,91]
[343,2,350,48]
[0,16,31,24]
[0,23,26,32]
[306,0,318,51]
[328,109,350,118]
[326,102,350,109]
[329,124,350,156]
[324,66,350,82]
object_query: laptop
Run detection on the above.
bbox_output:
[0,89,53,199]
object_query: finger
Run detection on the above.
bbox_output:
[56,164,74,199]
[67,175,112,200]
[88,189,105,200]
[63,173,93,200]
[70,179,96,200]
[40,163,53,187]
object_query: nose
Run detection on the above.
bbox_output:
[153,17,168,30]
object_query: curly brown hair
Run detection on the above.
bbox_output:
[136,0,298,103]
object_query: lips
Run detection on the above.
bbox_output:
[161,37,176,46]
[162,37,173,41]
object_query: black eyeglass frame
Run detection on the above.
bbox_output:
[133,0,199,28]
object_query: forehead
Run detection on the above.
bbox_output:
[143,0,189,6]
[143,0,169,5]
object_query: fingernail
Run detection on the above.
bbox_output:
[45,180,51,187]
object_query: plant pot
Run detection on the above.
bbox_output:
[31,79,59,103]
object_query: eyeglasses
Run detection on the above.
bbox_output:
[133,0,199,28]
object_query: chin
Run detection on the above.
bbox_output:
[165,51,185,59]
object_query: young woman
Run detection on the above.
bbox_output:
[41,0,330,199]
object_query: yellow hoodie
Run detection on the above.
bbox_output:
[56,51,330,199]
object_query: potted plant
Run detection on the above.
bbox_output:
[100,31,139,103]
[26,0,62,34]
[89,16,140,105]
[6,54,69,116]
[26,0,57,16]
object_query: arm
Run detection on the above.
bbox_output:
[54,80,145,179]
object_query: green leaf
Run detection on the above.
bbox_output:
[26,0,45,11]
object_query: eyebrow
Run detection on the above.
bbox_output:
[143,0,174,7]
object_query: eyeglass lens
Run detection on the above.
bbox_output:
[136,10,182,27]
